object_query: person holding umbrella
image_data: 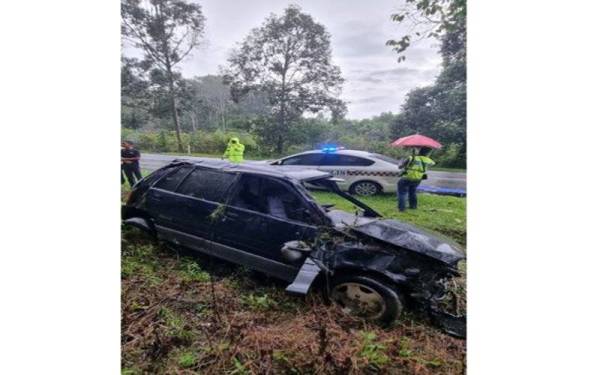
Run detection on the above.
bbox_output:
[391,134,441,211]
[397,148,436,211]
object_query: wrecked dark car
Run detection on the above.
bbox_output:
[122,159,466,337]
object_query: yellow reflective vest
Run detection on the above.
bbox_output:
[223,138,245,163]
[402,155,435,181]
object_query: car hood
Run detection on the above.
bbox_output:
[326,210,465,265]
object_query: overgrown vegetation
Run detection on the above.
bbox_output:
[122,184,466,373]
[121,226,465,374]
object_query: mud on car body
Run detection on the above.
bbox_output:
[122,159,466,337]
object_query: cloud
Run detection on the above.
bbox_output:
[122,0,443,119]
[353,95,390,104]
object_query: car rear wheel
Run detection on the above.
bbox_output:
[349,181,381,196]
[330,275,403,324]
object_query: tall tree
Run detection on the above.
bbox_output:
[224,5,346,154]
[387,0,466,167]
[121,0,206,152]
[121,57,152,129]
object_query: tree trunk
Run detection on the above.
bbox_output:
[190,113,197,132]
[276,103,285,155]
[276,134,283,155]
[167,68,184,152]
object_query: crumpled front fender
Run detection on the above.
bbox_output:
[285,245,411,295]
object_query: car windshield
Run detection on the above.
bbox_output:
[304,178,381,218]
[371,153,400,165]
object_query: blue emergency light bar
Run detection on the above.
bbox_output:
[320,144,344,153]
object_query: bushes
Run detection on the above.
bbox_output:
[121,130,258,155]
[120,128,464,168]
[431,143,466,169]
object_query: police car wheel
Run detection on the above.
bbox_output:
[350,181,380,196]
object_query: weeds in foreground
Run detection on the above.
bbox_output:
[359,331,390,370]
[240,293,276,311]
[121,228,466,374]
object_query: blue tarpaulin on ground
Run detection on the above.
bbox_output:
[417,185,466,197]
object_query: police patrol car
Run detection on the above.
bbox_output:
[266,147,402,196]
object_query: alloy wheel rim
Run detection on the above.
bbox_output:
[355,182,377,196]
[331,282,386,320]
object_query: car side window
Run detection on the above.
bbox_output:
[230,175,314,223]
[321,154,374,166]
[319,154,339,166]
[176,168,237,203]
[281,153,323,166]
[136,165,177,188]
[153,165,193,191]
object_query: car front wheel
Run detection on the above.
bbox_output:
[349,181,381,196]
[330,274,403,324]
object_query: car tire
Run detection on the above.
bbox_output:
[329,274,403,325]
[349,181,381,196]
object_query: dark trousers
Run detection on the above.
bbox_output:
[397,179,421,211]
[122,163,142,187]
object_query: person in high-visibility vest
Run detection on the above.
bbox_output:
[397,147,435,211]
[222,137,245,163]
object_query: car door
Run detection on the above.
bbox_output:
[215,174,320,266]
[145,164,195,233]
[172,167,238,240]
[318,154,375,190]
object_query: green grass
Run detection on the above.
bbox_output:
[429,166,466,173]
[310,191,466,246]
[358,331,390,369]
[177,351,198,368]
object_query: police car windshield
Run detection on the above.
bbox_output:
[371,153,400,165]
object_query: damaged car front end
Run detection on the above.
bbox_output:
[286,178,466,338]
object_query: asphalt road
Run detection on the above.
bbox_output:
[139,153,466,191]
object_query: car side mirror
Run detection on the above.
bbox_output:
[271,160,282,165]
[281,240,312,263]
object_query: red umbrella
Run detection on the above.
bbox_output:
[390,134,442,149]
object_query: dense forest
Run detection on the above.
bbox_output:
[121,0,466,168]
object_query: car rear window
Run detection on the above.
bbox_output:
[176,168,237,203]
[280,153,323,166]
[371,153,400,165]
[153,165,194,191]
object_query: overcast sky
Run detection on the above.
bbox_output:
[125,0,442,119]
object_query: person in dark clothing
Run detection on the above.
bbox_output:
[121,141,142,187]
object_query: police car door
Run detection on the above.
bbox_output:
[318,154,371,190]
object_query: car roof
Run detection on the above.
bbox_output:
[170,158,332,182]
